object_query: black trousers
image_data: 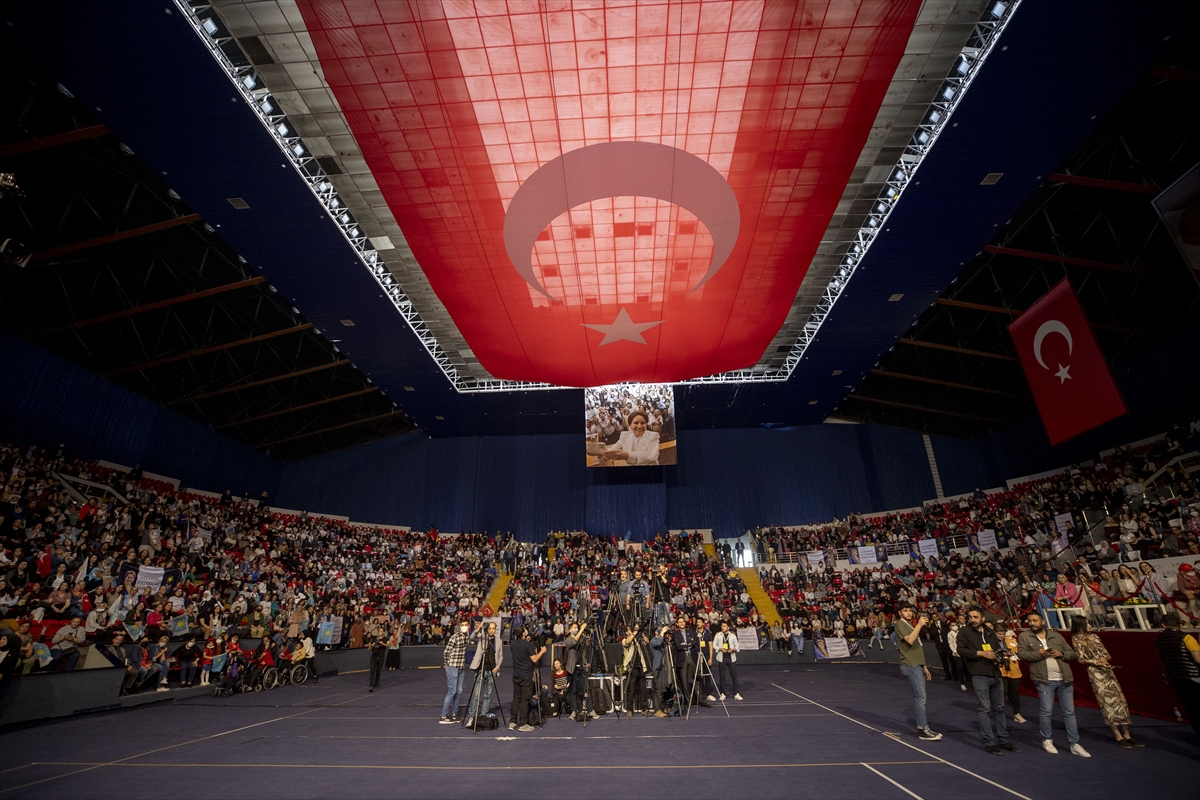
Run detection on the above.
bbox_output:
[511,676,535,725]
[626,664,648,711]
[717,659,739,695]
[1169,678,1200,739]
[369,648,385,688]
[675,653,697,705]
[1002,676,1022,716]
[935,646,956,680]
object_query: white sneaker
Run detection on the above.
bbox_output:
[734,693,743,701]
[706,694,717,702]
[1069,743,1091,758]
[719,693,727,700]
[156,686,169,693]
[1042,740,1059,754]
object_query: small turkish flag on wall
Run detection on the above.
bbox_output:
[1008,278,1127,445]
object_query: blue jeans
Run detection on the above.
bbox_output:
[467,670,496,718]
[971,674,1009,747]
[900,664,928,729]
[1035,680,1079,744]
[181,663,197,684]
[790,632,804,653]
[442,665,466,717]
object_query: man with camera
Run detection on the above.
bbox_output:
[671,615,710,710]
[622,622,654,716]
[894,602,942,741]
[626,568,651,625]
[465,621,502,726]
[508,626,546,732]
[652,564,672,627]
[557,620,591,720]
[958,606,1018,755]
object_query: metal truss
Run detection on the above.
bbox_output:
[177,0,1019,393]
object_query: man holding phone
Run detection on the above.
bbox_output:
[895,602,942,741]
[1018,612,1090,757]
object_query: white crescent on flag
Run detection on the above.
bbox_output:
[1032,319,1073,369]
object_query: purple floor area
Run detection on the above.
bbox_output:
[1,663,1195,799]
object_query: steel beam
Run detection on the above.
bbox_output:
[107,323,313,377]
[983,244,1149,275]
[841,394,1004,424]
[258,411,404,449]
[868,369,1024,398]
[35,276,265,336]
[214,386,379,430]
[0,124,109,159]
[1048,173,1160,195]
[897,338,1019,361]
[31,214,202,262]
[169,359,349,406]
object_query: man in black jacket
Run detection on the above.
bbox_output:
[957,607,1018,755]
[928,612,957,682]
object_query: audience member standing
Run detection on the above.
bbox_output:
[996,621,1026,724]
[1069,618,1139,747]
[957,607,1017,755]
[895,603,942,741]
[1018,612,1090,757]
[439,619,470,724]
[1155,612,1200,740]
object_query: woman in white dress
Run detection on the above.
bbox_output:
[603,410,660,465]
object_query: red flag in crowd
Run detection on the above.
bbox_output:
[1007,278,1127,445]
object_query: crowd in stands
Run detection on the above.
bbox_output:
[743,421,1200,646]
[2,416,1198,698]
[0,439,499,693]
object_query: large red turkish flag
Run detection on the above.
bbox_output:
[295,0,921,386]
[1008,279,1127,445]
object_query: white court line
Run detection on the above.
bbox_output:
[771,683,1032,800]
[0,688,374,795]
[862,762,925,800]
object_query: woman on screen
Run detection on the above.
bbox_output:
[603,409,660,465]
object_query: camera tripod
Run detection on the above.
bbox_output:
[462,633,505,733]
[657,628,687,720]
[688,644,728,719]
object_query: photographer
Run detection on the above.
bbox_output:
[365,618,388,693]
[649,624,671,716]
[622,623,653,716]
[465,621,502,726]
[958,606,1017,755]
[895,603,942,742]
[671,616,709,709]
[652,564,671,627]
[508,626,545,732]
[557,621,590,721]
[439,619,471,724]
[626,568,651,625]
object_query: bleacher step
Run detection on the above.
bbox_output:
[736,567,782,627]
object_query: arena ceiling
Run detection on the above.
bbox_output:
[1,0,1198,448]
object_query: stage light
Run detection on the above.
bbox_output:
[259,98,274,115]
[201,17,218,36]
[241,75,258,91]
[943,86,956,101]
[339,213,351,224]
[991,2,1008,18]
[276,123,290,137]
[957,57,970,75]
[291,143,305,157]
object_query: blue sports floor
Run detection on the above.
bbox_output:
[1,663,1195,799]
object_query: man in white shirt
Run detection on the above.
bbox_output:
[711,621,743,700]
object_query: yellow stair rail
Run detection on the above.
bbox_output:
[483,572,512,615]
[736,567,782,627]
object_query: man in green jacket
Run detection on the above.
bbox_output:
[1017,612,1090,757]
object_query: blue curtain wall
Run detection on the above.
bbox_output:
[276,424,939,540]
[0,328,280,496]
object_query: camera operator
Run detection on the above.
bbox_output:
[557,620,590,721]
[465,621,502,726]
[616,569,631,619]
[622,622,653,716]
[626,568,651,625]
[652,564,672,627]
[671,616,710,710]
[649,623,672,716]
[508,626,546,732]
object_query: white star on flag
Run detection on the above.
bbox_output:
[581,307,664,346]
[1055,364,1071,384]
